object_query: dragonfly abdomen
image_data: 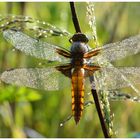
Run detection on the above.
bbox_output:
[71,67,84,124]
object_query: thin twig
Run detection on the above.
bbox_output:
[91,89,110,138]
[69,2,81,33]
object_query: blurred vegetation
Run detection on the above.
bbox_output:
[0,2,140,138]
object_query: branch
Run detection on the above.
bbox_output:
[91,89,110,138]
[69,2,81,33]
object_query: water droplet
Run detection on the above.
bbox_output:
[12,48,16,52]
[32,26,37,30]
[43,30,47,33]
[49,30,53,34]
[38,62,42,66]
[114,130,118,135]
[111,113,114,120]
[42,21,46,25]
[112,113,114,118]
[1,24,4,27]
[6,21,9,25]
[87,92,91,95]
[87,102,91,106]
[47,23,51,26]
[133,96,137,100]
[36,20,40,23]
[60,123,63,127]
[25,16,30,20]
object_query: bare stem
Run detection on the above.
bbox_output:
[69,2,81,33]
[91,89,110,138]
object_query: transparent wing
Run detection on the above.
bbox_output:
[93,35,140,62]
[0,68,70,91]
[94,67,140,91]
[3,29,70,63]
[86,3,140,63]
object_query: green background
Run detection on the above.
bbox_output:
[0,2,140,138]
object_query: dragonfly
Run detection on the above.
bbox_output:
[1,28,140,123]
[1,9,140,124]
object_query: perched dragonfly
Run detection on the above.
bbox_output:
[1,4,140,124]
[1,28,140,124]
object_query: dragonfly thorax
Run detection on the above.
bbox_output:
[70,42,89,56]
[70,42,89,67]
[70,33,90,67]
[70,33,89,57]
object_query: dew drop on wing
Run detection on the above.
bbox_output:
[92,34,140,63]
[96,67,140,95]
[3,29,70,63]
[1,68,71,91]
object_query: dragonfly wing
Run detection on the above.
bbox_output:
[3,29,70,63]
[0,68,70,91]
[95,67,140,91]
[93,35,140,62]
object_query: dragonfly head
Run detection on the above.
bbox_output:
[69,33,89,43]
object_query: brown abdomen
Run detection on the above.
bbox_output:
[71,68,85,124]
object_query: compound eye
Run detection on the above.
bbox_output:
[69,38,73,43]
